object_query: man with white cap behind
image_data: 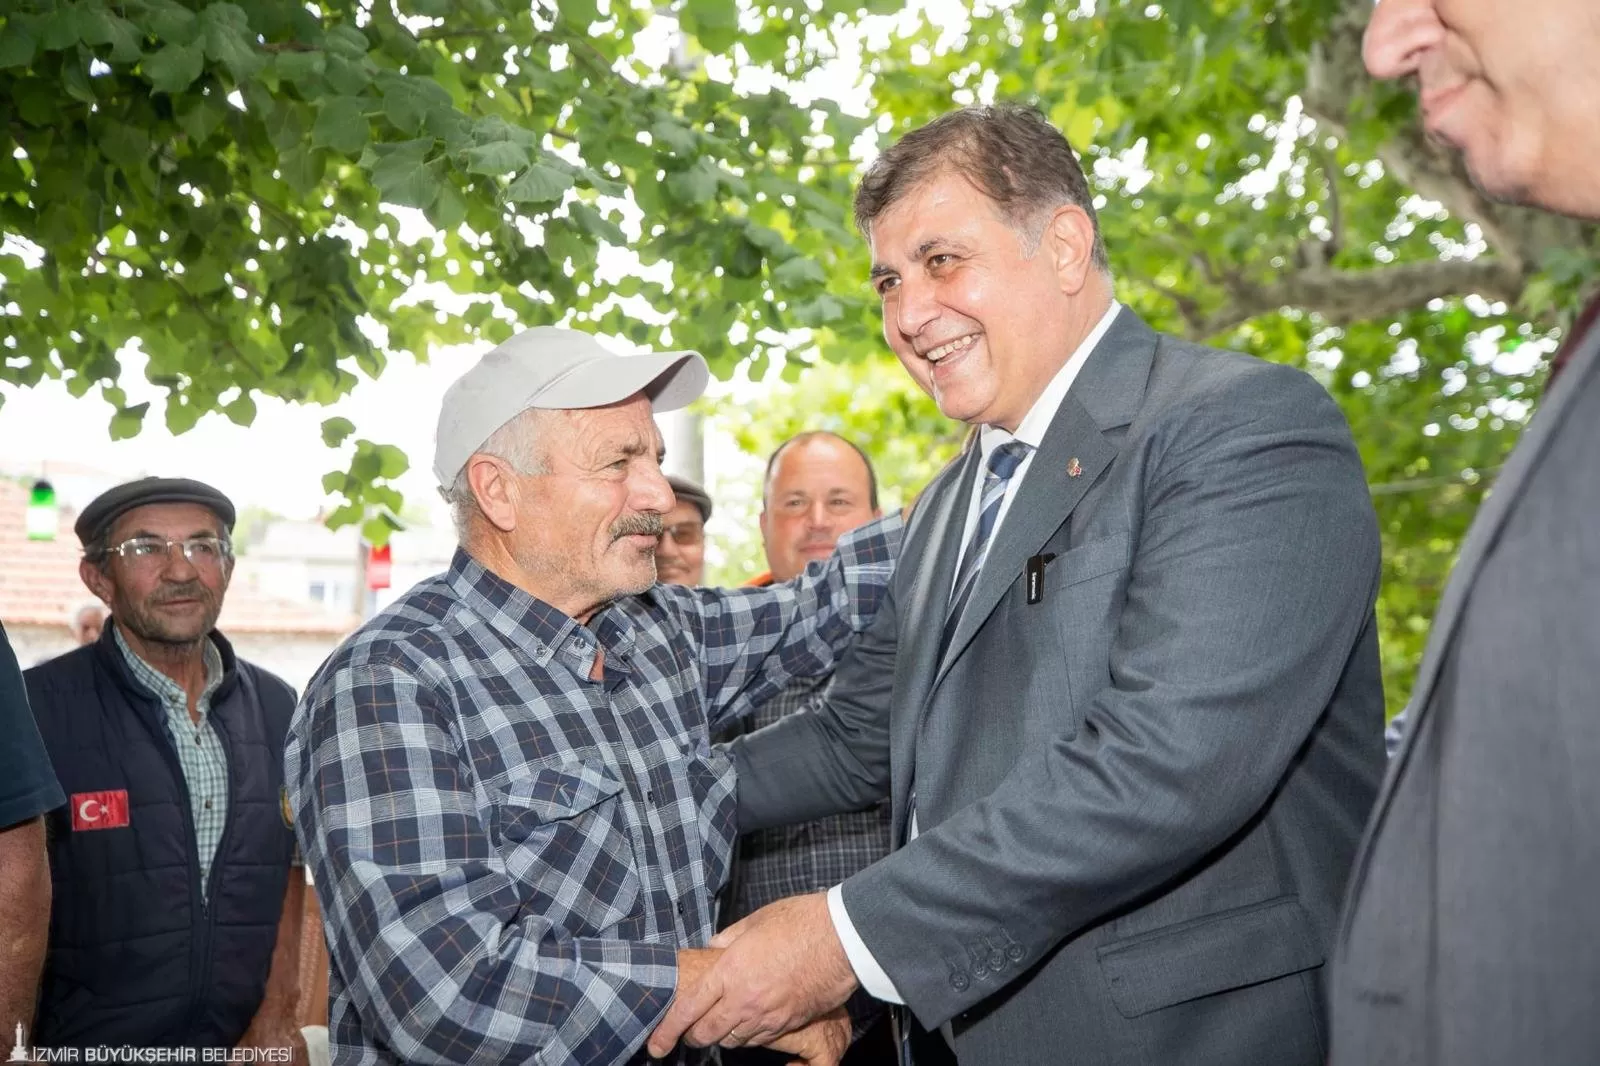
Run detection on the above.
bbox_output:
[285,326,901,1066]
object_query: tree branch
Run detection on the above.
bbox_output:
[1183,257,1525,338]
[1302,0,1594,272]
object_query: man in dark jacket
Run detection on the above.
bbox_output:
[25,478,304,1055]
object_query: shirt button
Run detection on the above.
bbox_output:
[950,972,970,992]
[204,799,212,810]
[987,950,1004,970]
[1006,944,1024,962]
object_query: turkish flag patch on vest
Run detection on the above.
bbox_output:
[70,790,130,831]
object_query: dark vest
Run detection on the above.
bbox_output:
[25,624,297,1048]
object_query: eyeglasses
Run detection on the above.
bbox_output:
[659,522,705,547]
[100,535,233,569]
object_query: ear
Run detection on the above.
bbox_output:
[758,508,770,542]
[1044,204,1098,297]
[79,558,113,606]
[466,455,520,533]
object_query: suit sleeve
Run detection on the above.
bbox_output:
[840,367,1381,1027]
[727,567,900,830]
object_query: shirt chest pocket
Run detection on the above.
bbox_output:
[492,763,643,937]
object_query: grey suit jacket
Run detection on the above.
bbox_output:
[1331,316,1600,1065]
[730,309,1387,1066]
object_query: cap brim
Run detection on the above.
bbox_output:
[535,351,708,413]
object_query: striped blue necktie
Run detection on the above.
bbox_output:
[944,440,1032,640]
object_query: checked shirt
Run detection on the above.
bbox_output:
[114,626,228,891]
[285,513,901,1066]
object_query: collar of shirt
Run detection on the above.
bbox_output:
[957,301,1123,564]
[445,548,637,679]
[113,624,223,715]
[976,299,1123,459]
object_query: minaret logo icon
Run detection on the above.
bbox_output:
[6,1021,28,1062]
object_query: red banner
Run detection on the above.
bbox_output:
[366,543,392,590]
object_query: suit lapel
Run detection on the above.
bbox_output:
[892,447,979,829]
[934,396,1114,685]
[931,307,1156,691]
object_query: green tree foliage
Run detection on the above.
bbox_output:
[5,0,1598,712]
[0,0,882,541]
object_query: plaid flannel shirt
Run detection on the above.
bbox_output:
[286,513,901,1066]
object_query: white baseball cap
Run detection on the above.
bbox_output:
[433,325,709,486]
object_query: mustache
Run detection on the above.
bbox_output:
[151,581,213,604]
[610,513,664,542]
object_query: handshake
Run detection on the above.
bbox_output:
[647,893,864,1066]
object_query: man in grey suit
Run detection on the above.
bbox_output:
[1332,2,1600,1063]
[650,105,1387,1066]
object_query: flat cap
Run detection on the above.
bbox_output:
[434,325,708,487]
[667,476,713,522]
[75,477,237,547]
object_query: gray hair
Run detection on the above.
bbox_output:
[442,408,553,541]
[854,104,1110,272]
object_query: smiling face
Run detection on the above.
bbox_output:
[760,435,880,582]
[81,502,231,647]
[1363,0,1600,217]
[869,167,1104,432]
[484,395,675,620]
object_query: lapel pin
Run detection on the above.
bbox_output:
[1067,457,1082,478]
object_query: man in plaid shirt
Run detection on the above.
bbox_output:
[286,327,902,1066]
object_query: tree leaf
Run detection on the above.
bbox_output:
[772,256,827,288]
[199,3,264,80]
[102,14,145,64]
[223,391,257,426]
[666,159,720,205]
[505,163,574,204]
[569,202,625,246]
[275,49,326,85]
[109,402,151,440]
[35,8,82,52]
[323,25,369,59]
[464,139,530,175]
[61,56,95,104]
[373,154,442,210]
[320,416,356,446]
[311,96,370,155]
[432,182,468,231]
[649,118,698,155]
[143,41,206,94]
[0,18,37,69]
[379,73,454,134]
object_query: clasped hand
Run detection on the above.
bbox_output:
[649,893,860,1063]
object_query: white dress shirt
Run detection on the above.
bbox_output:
[826,300,1123,1004]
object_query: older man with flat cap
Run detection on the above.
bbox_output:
[285,325,902,1066]
[24,477,305,1054]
